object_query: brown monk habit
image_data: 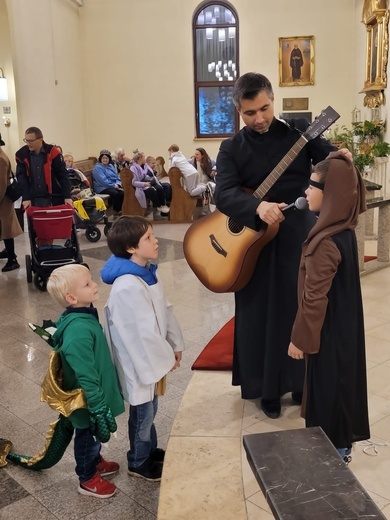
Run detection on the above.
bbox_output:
[291,151,370,449]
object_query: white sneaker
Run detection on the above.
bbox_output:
[190,185,207,196]
[160,205,170,213]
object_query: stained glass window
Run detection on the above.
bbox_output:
[193,3,239,137]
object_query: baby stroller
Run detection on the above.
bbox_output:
[72,197,111,242]
[69,169,111,242]
[25,205,85,291]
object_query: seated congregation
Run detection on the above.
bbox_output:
[71,145,217,223]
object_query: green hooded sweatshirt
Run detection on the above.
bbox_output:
[52,308,124,429]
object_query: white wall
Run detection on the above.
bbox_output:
[80,0,358,161]
[0,0,20,167]
[5,0,88,159]
[3,0,388,163]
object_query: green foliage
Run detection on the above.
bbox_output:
[353,153,374,172]
[330,119,389,169]
[371,141,390,157]
[326,125,354,152]
[352,120,385,141]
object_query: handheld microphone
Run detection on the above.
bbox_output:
[281,197,308,215]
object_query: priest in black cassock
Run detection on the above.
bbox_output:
[215,72,337,419]
[290,44,304,81]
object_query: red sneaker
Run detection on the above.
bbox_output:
[78,472,116,498]
[97,456,120,476]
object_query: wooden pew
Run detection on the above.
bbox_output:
[73,157,97,175]
[168,167,202,222]
[120,168,146,217]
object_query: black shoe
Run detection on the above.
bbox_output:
[261,398,281,419]
[0,249,8,259]
[1,259,20,272]
[150,448,165,464]
[343,455,352,465]
[291,391,303,404]
[128,457,162,481]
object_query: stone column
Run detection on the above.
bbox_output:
[356,213,365,271]
[365,208,375,236]
[377,204,390,262]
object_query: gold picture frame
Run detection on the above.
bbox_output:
[360,0,389,107]
[278,36,314,87]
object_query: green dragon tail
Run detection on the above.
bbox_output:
[0,415,74,470]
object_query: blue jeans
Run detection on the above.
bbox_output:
[74,428,101,483]
[127,396,158,468]
[337,446,352,459]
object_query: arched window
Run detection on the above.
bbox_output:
[193,2,239,138]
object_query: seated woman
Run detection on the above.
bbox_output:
[145,156,171,208]
[130,150,168,219]
[92,150,124,217]
[155,156,170,183]
[64,153,92,199]
[189,147,216,203]
[113,148,132,173]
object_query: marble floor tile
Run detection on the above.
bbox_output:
[0,495,58,519]
[2,229,390,519]
[158,436,246,520]
[170,371,244,437]
[0,471,30,510]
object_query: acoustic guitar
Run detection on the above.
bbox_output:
[183,106,340,293]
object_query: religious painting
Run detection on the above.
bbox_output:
[278,36,314,87]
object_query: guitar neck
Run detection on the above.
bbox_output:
[252,134,308,200]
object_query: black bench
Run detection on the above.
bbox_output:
[243,427,385,519]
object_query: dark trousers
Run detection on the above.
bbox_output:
[3,238,16,260]
[100,188,124,212]
[144,186,166,207]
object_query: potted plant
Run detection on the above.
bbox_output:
[371,140,390,162]
[354,153,374,173]
[353,120,385,143]
[326,126,354,152]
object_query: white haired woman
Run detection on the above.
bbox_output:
[113,148,132,173]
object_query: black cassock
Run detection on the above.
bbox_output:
[215,118,335,399]
[293,231,370,448]
[290,47,303,80]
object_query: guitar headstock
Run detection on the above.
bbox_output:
[304,106,340,141]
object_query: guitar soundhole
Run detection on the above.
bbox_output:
[227,218,244,234]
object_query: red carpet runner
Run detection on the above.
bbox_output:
[192,317,234,370]
[192,256,375,371]
[193,255,376,371]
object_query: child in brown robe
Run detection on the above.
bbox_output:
[288,150,370,464]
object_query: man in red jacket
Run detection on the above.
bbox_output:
[15,126,72,210]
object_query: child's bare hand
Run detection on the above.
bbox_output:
[170,351,182,371]
[288,342,304,360]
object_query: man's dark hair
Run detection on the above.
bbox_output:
[107,215,151,258]
[232,73,274,109]
[25,126,43,138]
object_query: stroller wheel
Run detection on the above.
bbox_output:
[34,273,47,292]
[25,255,33,283]
[85,226,101,242]
[104,222,112,236]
